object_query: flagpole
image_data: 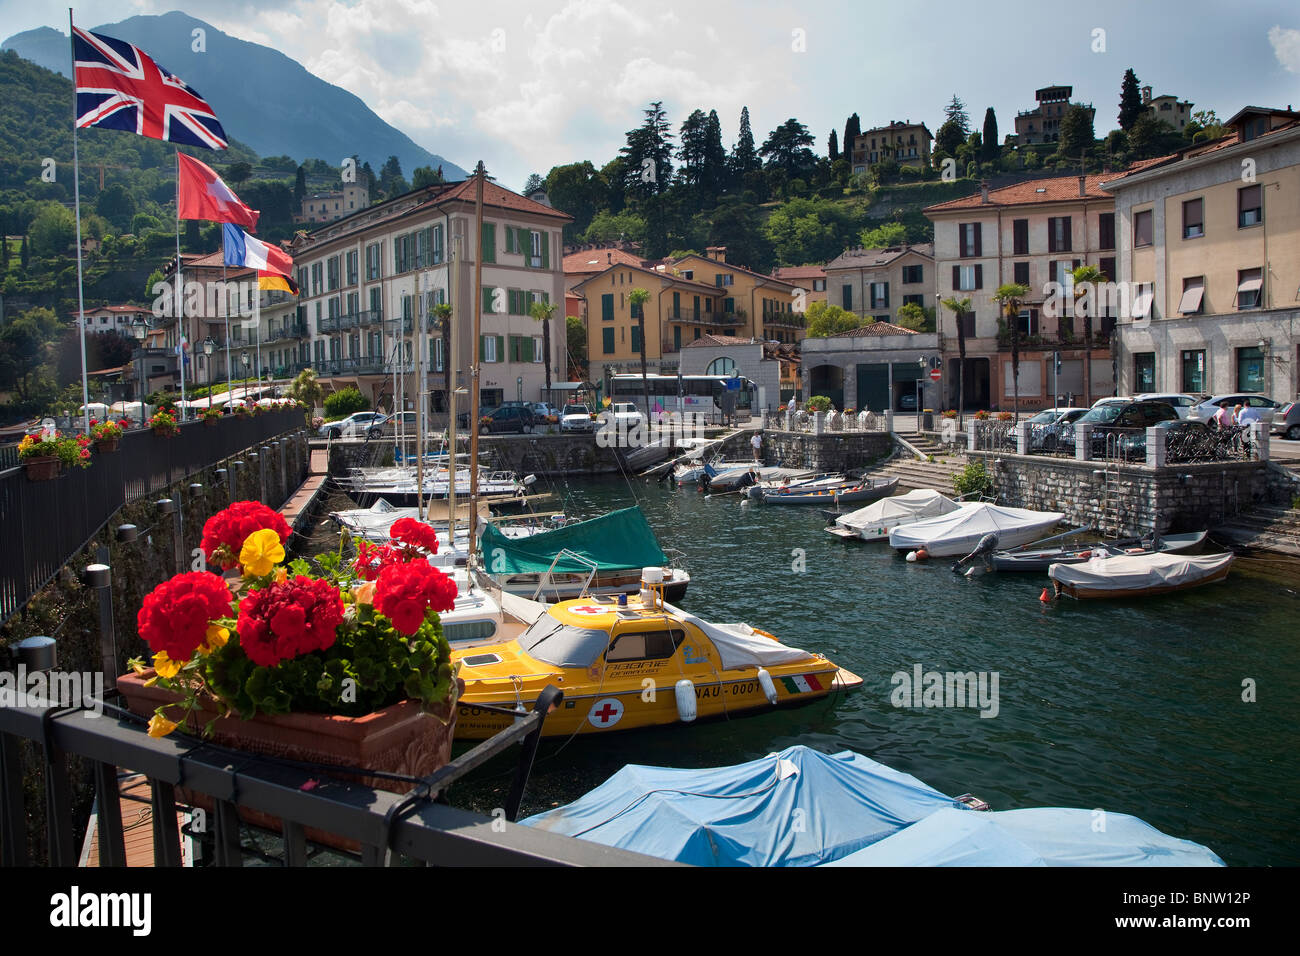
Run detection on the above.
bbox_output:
[174,150,187,418]
[68,9,91,435]
[468,160,485,560]
[223,261,231,394]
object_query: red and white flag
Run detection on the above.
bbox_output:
[177,152,259,229]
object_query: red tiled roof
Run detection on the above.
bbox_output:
[922,160,1174,213]
[563,248,644,274]
[825,243,933,271]
[570,262,720,294]
[830,322,918,337]
[770,265,826,281]
[419,179,573,221]
[672,253,796,290]
[683,334,759,347]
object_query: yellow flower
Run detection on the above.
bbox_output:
[153,650,182,678]
[147,714,178,738]
[239,528,285,577]
[204,624,230,652]
[274,567,288,585]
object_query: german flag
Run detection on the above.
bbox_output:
[258,270,299,295]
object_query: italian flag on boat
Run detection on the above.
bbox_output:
[780,674,824,694]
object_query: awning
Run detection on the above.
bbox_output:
[1237,276,1263,293]
[1177,281,1204,315]
[478,506,667,574]
[1130,285,1154,319]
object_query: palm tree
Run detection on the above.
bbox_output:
[1070,265,1106,405]
[941,296,972,422]
[628,287,652,417]
[993,283,1030,421]
[431,302,453,413]
[528,298,558,396]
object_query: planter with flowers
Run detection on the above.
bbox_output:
[974,410,991,421]
[941,410,958,420]
[201,406,221,426]
[17,430,93,480]
[89,418,127,453]
[233,402,251,418]
[149,408,178,436]
[996,411,1015,422]
[119,505,461,834]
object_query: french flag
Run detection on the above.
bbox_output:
[222,223,293,279]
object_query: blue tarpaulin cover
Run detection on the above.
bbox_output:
[520,746,959,866]
[522,745,1225,867]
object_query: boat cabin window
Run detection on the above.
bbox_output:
[606,629,687,663]
[517,616,610,668]
[443,619,497,644]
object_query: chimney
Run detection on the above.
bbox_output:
[979,181,989,203]
[607,252,612,264]
[1141,86,1152,106]
[1078,175,1087,197]
[706,245,727,262]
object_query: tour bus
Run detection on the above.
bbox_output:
[609,373,756,423]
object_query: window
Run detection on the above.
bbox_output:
[1098,213,1115,251]
[1012,219,1029,255]
[602,327,615,354]
[311,262,322,294]
[369,286,382,316]
[365,243,381,280]
[870,282,889,309]
[630,298,643,319]
[1016,308,1038,337]
[902,265,923,284]
[1178,277,1205,315]
[1181,349,1206,394]
[958,222,982,258]
[715,273,733,287]
[954,264,983,291]
[1099,257,1116,282]
[1182,199,1204,239]
[1134,209,1153,247]
[1133,352,1155,392]
[682,270,693,280]
[842,284,853,310]
[480,334,501,363]
[630,326,642,354]
[602,293,614,321]
[1052,259,1081,291]
[1013,261,1030,286]
[481,223,496,263]
[1238,185,1262,227]
[508,335,534,363]
[431,225,444,265]
[1236,268,1263,309]
[533,337,544,363]
[346,250,358,284]
[812,278,826,291]
[1047,216,1072,253]
[605,629,686,663]
[1237,347,1265,393]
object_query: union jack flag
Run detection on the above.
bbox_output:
[73,26,227,150]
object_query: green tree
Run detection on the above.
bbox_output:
[412,165,445,189]
[945,95,970,134]
[566,314,587,380]
[828,128,839,161]
[760,118,816,177]
[0,308,56,403]
[859,221,907,248]
[627,287,652,413]
[935,118,965,157]
[19,234,28,271]
[730,106,761,185]
[981,108,999,162]
[225,161,252,185]
[29,203,75,256]
[621,101,674,199]
[1118,68,1143,131]
[378,155,408,198]
[287,367,323,424]
[1070,264,1107,403]
[993,283,1030,419]
[942,296,972,419]
[544,161,606,241]
[1058,105,1095,159]
[895,302,934,332]
[1186,109,1226,143]
[677,108,710,189]
[529,298,558,393]
[94,183,136,233]
[522,172,544,195]
[323,385,369,418]
[702,109,728,198]
[804,301,867,337]
[709,200,774,273]
[293,164,307,207]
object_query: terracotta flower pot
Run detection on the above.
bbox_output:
[203,416,219,427]
[95,438,120,453]
[117,670,463,851]
[23,456,60,481]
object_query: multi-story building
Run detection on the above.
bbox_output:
[769,265,827,310]
[667,248,803,346]
[290,178,570,412]
[823,243,934,325]
[802,323,941,414]
[562,247,645,294]
[850,121,933,172]
[1142,86,1194,133]
[161,251,268,394]
[72,304,151,337]
[1104,106,1300,404]
[925,175,1122,411]
[1014,85,1096,146]
[297,182,371,224]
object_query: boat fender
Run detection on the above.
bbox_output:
[916,548,929,561]
[905,551,918,562]
[756,668,779,705]
[675,680,698,722]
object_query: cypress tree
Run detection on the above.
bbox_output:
[982,108,999,161]
[20,234,29,271]
[828,129,839,161]
[843,113,862,161]
[1119,69,1143,131]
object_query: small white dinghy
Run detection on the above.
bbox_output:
[889,503,1065,557]
[1048,551,1234,600]
[827,489,963,541]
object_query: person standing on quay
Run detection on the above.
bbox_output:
[751,431,762,462]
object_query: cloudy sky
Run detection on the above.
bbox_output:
[3,0,1299,189]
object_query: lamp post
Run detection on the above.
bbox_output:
[131,317,148,428]
[203,338,216,410]
[241,349,250,410]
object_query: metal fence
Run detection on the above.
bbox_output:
[0,410,304,624]
[969,420,1016,452]
[975,420,1263,465]
[780,410,891,433]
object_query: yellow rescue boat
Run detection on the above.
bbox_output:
[453,581,862,740]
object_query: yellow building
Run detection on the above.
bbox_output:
[850,121,933,172]
[668,248,803,346]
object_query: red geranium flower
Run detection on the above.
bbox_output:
[390,517,439,556]
[353,540,405,581]
[236,575,344,667]
[200,501,291,570]
[137,571,233,661]
[374,562,457,635]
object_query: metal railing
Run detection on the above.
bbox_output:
[0,410,304,624]
[970,420,1017,452]
[780,409,890,433]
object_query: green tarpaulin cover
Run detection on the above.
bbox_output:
[479,507,668,574]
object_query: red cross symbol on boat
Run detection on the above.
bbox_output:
[570,605,606,615]
[588,697,624,727]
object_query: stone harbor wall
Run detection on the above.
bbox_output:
[760,429,894,472]
[967,450,1285,536]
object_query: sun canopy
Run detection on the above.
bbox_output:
[826,806,1224,867]
[1048,552,1233,592]
[521,746,960,866]
[835,489,960,532]
[478,506,667,574]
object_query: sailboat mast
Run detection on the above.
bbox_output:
[468,162,485,558]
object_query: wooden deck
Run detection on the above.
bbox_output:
[80,774,192,867]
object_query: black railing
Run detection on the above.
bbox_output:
[0,410,303,624]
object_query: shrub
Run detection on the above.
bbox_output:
[952,460,994,499]
[806,395,833,413]
[323,386,369,418]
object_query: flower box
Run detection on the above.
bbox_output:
[95,438,120,453]
[23,455,60,481]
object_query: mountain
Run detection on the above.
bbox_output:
[1,11,467,181]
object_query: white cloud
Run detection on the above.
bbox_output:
[1269,25,1300,73]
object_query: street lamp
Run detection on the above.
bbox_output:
[203,338,216,410]
[241,349,250,409]
[131,317,148,428]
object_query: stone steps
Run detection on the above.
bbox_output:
[1213,506,1300,556]
[868,452,969,493]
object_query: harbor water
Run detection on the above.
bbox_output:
[444,476,1300,866]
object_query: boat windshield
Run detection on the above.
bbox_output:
[516,614,610,668]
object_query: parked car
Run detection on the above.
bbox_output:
[1134,393,1204,419]
[898,393,918,411]
[318,412,387,439]
[1272,400,1300,440]
[529,402,561,425]
[1188,393,1282,425]
[560,403,598,432]
[1026,407,1089,451]
[479,405,537,434]
[1118,418,1213,458]
[600,402,646,429]
[1060,399,1179,457]
[378,411,419,436]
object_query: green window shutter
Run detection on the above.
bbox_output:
[602,293,614,321]
[481,223,495,263]
[495,335,505,362]
[724,296,734,313]
[540,231,549,270]
[602,327,615,354]
[505,228,515,254]
[522,337,534,362]
[527,291,537,311]
[542,290,550,304]
[482,286,494,314]
[631,326,642,354]
[479,334,487,362]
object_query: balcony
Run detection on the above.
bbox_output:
[762,312,806,329]
[995,327,1113,351]
[668,309,746,326]
[358,309,383,328]
[268,324,308,343]
[318,357,392,377]
[317,315,341,334]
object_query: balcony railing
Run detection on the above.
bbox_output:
[762,313,806,329]
[318,357,390,377]
[268,324,308,342]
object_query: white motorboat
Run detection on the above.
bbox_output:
[1048,552,1234,600]
[826,489,964,541]
[888,503,1065,557]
